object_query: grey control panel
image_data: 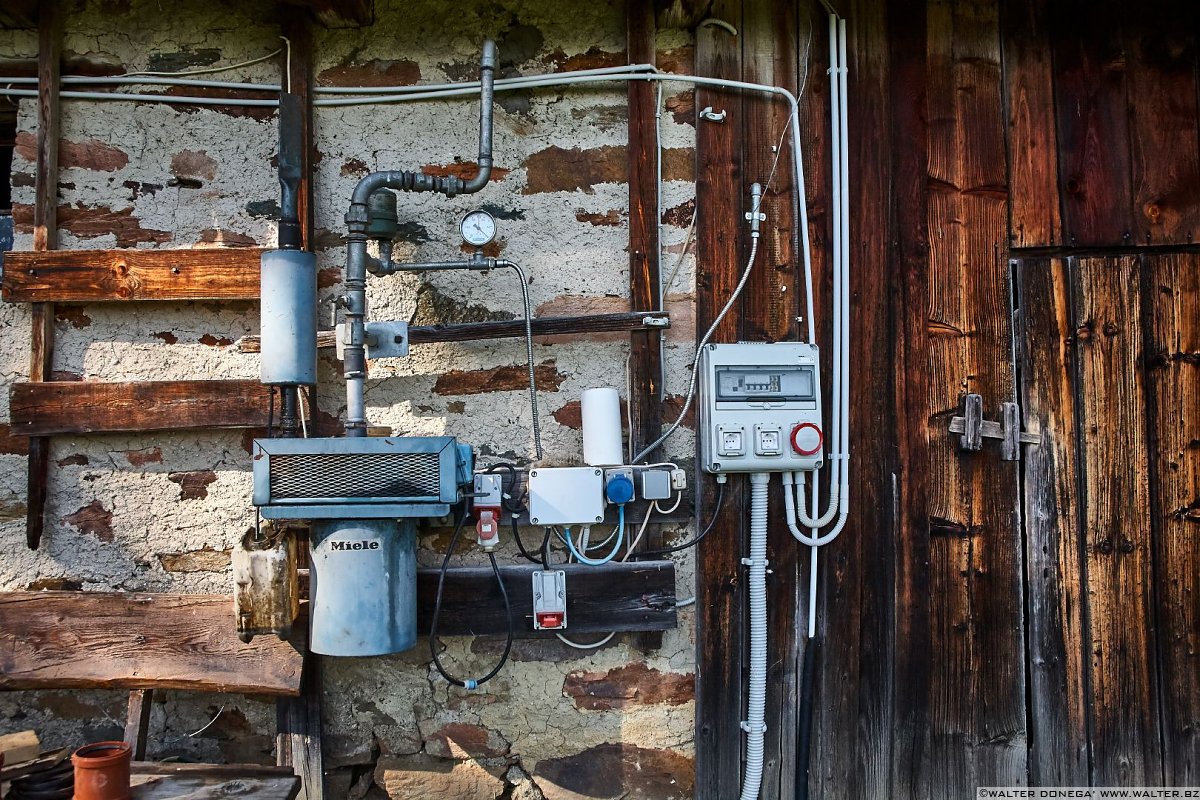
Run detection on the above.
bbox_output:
[698,342,824,474]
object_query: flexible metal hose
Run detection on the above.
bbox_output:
[499,260,543,461]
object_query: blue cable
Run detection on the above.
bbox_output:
[564,505,625,566]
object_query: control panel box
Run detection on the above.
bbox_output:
[698,342,824,474]
[527,467,606,526]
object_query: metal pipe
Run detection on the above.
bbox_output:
[341,40,498,436]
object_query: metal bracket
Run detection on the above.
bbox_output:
[699,106,727,123]
[641,315,670,329]
[948,393,1038,461]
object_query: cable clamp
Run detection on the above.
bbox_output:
[740,557,770,568]
[831,453,850,461]
[740,720,767,733]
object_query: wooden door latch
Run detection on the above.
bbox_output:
[948,394,1039,461]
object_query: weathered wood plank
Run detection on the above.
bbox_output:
[25,0,60,551]
[1125,10,1200,245]
[1002,0,1061,248]
[741,0,800,796]
[1015,256,1090,785]
[417,561,677,636]
[812,0,896,798]
[1,248,264,303]
[1144,251,1200,785]
[1073,254,1163,785]
[130,770,300,800]
[123,689,154,761]
[0,592,304,695]
[693,2,746,795]
[1051,0,1133,247]
[908,0,1025,794]
[9,380,274,436]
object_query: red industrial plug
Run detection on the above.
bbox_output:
[476,508,501,551]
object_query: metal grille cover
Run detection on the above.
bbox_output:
[252,436,465,508]
[271,452,442,500]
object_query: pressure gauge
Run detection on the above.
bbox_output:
[460,210,497,247]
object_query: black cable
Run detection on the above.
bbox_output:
[266,385,276,438]
[429,508,514,689]
[795,636,819,800]
[539,527,553,570]
[631,480,726,558]
[483,463,540,565]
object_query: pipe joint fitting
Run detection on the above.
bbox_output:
[740,721,768,733]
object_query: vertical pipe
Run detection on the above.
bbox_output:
[740,472,771,800]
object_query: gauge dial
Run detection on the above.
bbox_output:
[460,210,497,247]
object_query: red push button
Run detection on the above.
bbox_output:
[790,423,823,456]
[536,612,564,629]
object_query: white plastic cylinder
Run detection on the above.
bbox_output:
[581,388,623,466]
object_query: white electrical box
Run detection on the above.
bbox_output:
[527,467,606,526]
[698,342,824,474]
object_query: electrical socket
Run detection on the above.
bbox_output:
[670,468,687,491]
[473,474,503,508]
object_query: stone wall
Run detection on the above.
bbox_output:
[0,2,700,797]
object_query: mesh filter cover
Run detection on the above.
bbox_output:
[270,451,442,500]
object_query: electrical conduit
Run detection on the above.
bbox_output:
[741,472,771,800]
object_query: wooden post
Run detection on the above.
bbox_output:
[25,1,61,550]
[693,2,746,797]
[625,0,665,650]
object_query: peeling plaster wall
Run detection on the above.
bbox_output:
[0,2,701,798]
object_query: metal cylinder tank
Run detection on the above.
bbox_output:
[309,518,417,656]
[260,249,317,386]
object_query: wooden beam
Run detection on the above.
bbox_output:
[1,248,264,303]
[25,0,60,551]
[417,561,677,636]
[9,380,274,436]
[236,311,671,352]
[0,592,304,695]
[693,2,746,797]
[279,0,373,27]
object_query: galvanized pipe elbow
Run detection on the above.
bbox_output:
[461,39,497,195]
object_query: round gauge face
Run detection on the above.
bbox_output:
[460,210,497,247]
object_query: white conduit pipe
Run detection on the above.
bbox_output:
[741,472,771,800]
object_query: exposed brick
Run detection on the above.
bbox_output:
[544,46,626,72]
[522,145,692,194]
[662,198,696,228]
[562,663,694,711]
[422,162,511,182]
[55,306,92,329]
[375,756,504,800]
[55,453,87,466]
[159,547,232,573]
[153,331,179,344]
[51,370,83,382]
[341,157,369,176]
[657,45,695,74]
[170,148,217,181]
[168,470,218,500]
[664,90,695,126]
[432,360,565,396]
[318,59,421,87]
[662,393,696,430]
[0,423,31,455]
[124,446,163,466]
[26,577,83,591]
[424,723,510,759]
[318,267,343,288]
[534,743,694,800]
[12,203,172,246]
[15,132,129,172]
[64,500,114,542]
[198,228,256,247]
[575,209,623,226]
[198,333,234,347]
[159,86,277,121]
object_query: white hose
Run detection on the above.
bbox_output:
[741,472,770,800]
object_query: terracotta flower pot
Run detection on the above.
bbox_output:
[71,741,131,800]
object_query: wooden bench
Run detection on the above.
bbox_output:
[0,591,318,799]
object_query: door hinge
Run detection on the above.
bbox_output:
[948,393,1039,461]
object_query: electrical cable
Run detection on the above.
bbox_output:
[483,463,540,564]
[429,509,513,690]
[561,505,625,566]
[630,480,725,558]
[123,48,282,78]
